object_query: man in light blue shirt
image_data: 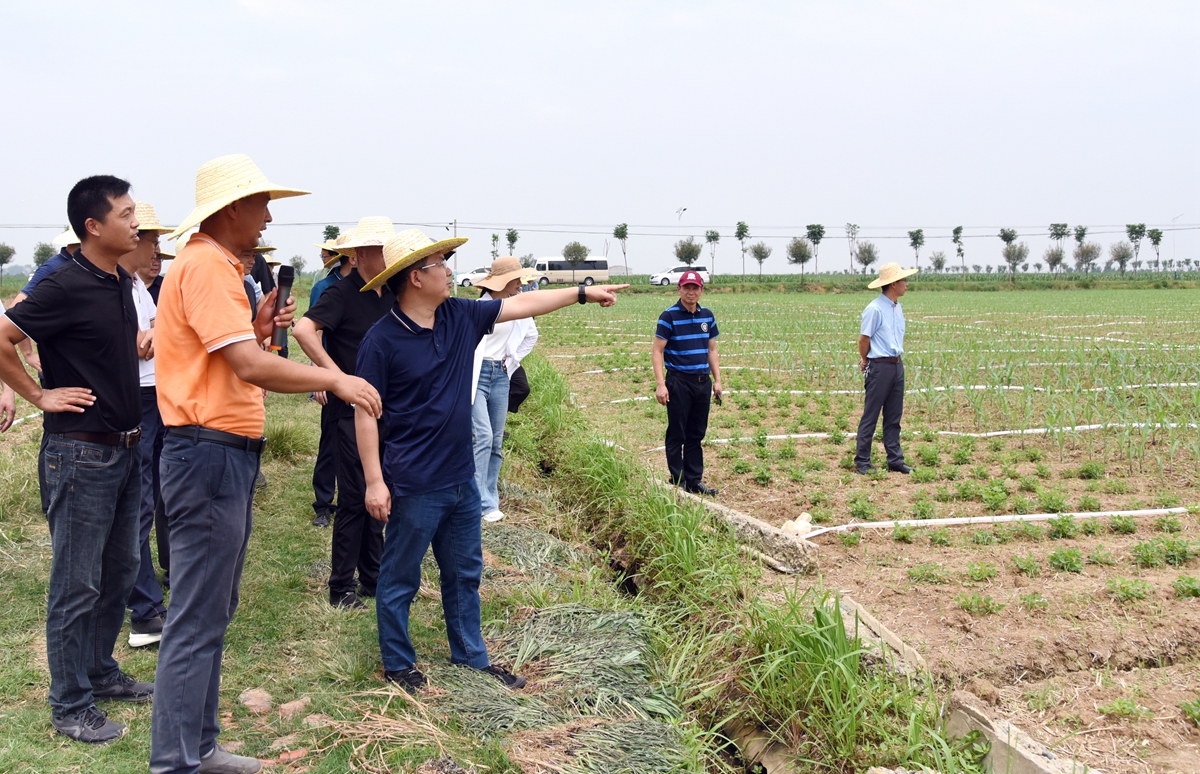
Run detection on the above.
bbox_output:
[855,262,917,475]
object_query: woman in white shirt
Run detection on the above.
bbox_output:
[471,257,539,522]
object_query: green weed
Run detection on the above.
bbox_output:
[1019,592,1048,612]
[1097,697,1150,718]
[908,564,948,584]
[965,562,998,583]
[1109,515,1138,535]
[928,529,952,547]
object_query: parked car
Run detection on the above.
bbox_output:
[650,265,710,286]
[457,266,491,287]
[532,257,610,286]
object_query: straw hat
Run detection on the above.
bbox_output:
[476,256,534,292]
[337,216,396,251]
[168,153,309,240]
[314,237,343,269]
[361,229,469,292]
[253,245,277,253]
[867,262,919,289]
[157,245,175,258]
[134,201,174,234]
[51,227,80,247]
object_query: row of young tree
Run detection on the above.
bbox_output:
[660,222,1173,282]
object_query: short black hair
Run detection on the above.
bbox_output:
[67,175,131,242]
[386,263,418,298]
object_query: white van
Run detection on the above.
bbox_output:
[533,257,610,286]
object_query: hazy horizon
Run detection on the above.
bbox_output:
[2,1,1196,278]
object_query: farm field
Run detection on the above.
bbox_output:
[538,288,1200,774]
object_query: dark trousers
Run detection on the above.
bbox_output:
[507,364,531,413]
[311,399,338,517]
[38,429,50,515]
[43,436,141,718]
[329,416,383,597]
[664,371,712,488]
[151,434,259,774]
[855,359,906,469]
[155,495,169,576]
[129,387,167,624]
[377,481,488,672]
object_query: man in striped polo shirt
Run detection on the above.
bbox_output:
[651,270,722,496]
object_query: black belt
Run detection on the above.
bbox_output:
[58,429,142,448]
[869,356,901,363]
[667,371,711,383]
[168,425,266,454]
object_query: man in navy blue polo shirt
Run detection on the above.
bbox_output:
[355,229,627,695]
[651,270,722,496]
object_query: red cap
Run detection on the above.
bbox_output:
[678,270,704,287]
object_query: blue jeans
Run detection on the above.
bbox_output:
[128,387,167,623]
[377,481,489,672]
[43,435,141,718]
[150,434,258,774]
[471,360,510,513]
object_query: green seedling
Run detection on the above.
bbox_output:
[957,592,1004,615]
[1109,515,1137,535]
[1047,513,1078,539]
[1012,552,1041,577]
[1048,547,1083,573]
[1019,592,1048,612]
[908,563,948,584]
[966,562,998,583]
[1173,576,1200,599]
[1106,577,1152,603]
[928,529,952,547]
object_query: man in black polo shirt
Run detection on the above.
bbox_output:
[651,270,723,496]
[294,217,395,610]
[0,175,154,744]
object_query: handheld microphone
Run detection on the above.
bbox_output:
[270,265,295,352]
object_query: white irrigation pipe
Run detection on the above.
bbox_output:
[9,411,42,428]
[638,422,1200,452]
[805,508,1189,540]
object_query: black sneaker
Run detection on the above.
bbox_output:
[52,705,126,744]
[384,667,427,696]
[311,510,331,527]
[129,614,165,648]
[331,591,365,610]
[855,466,873,475]
[92,670,154,703]
[357,583,376,599]
[480,664,526,690]
[686,482,720,496]
[254,472,267,492]
[888,464,913,475]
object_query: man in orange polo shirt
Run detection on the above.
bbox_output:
[150,155,380,774]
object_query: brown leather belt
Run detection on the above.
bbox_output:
[868,356,901,363]
[58,429,142,448]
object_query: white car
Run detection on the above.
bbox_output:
[457,266,490,287]
[650,265,710,286]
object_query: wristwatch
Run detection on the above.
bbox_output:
[578,285,587,304]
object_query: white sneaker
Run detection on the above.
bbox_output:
[482,509,505,523]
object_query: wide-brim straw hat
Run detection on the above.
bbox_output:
[337,216,396,251]
[253,245,277,253]
[314,238,344,268]
[168,153,309,240]
[51,227,80,247]
[361,229,468,292]
[476,256,535,292]
[134,201,174,234]
[868,262,919,289]
[157,246,175,258]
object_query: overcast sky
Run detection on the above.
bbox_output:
[2,1,1196,276]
